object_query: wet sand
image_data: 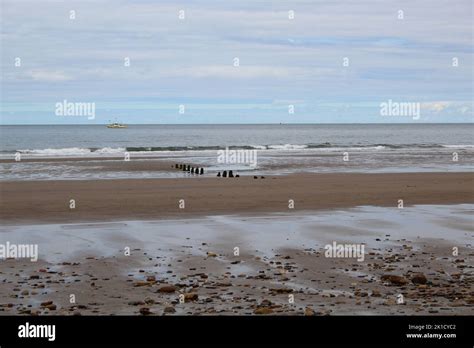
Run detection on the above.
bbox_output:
[0,206,472,316]
[0,172,473,225]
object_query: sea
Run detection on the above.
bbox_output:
[1,124,473,180]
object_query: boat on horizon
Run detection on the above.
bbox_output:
[106,122,127,128]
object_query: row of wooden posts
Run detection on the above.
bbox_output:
[174,163,242,178]
[175,164,204,175]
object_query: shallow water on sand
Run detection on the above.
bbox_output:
[1,204,472,263]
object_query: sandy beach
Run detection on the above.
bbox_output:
[0,171,473,316]
[1,172,473,225]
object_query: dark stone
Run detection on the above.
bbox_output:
[158,285,178,293]
[229,170,234,177]
[254,176,258,179]
[139,307,151,315]
[223,171,227,178]
[164,306,176,313]
[175,164,179,168]
[200,168,204,175]
[217,172,221,177]
[381,274,408,286]
[236,174,240,177]
[411,273,427,285]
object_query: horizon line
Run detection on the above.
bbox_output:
[1,122,473,126]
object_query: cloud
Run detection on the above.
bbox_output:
[1,0,472,123]
[164,65,325,79]
[421,101,451,112]
[421,101,473,115]
[27,70,73,82]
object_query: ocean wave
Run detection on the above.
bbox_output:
[267,144,309,150]
[11,143,473,157]
[441,144,474,149]
[18,147,126,156]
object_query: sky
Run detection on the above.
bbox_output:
[1,0,473,124]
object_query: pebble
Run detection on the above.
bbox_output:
[139,307,152,315]
[158,285,178,293]
[254,307,273,315]
[164,306,176,313]
[184,293,199,301]
[411,273,427,285]
[381,275,408,286]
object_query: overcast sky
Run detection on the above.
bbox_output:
[1,0,473,124]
